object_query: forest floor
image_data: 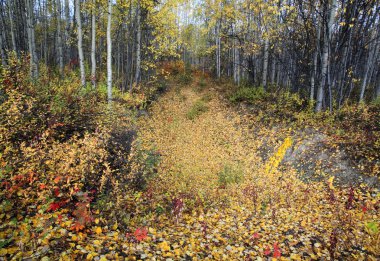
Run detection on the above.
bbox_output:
[1,76,379,260]
[130,78,379,260]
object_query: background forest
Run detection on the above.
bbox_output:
[0,0,379,260]
[0,0,379,107]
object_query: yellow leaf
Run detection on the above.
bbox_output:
[112,222,118,230]
[94,226,102,235]
[93,240,102,246]
[328,176,335,190]
[290,253,302,260]
[159,241,171,252]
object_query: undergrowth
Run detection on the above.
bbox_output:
[186,99,208,120]
[0,55,162,257]
[225,82,380,178]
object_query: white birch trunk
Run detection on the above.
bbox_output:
[26,0,38,78]
[91,0,96,88]
[57,0,64,74]
[75,0,85,86]
[311,18,321,101]
[135,0,141,85]
[262,37,269,88]
[107,0,112,103]
[216,21,221,79]
[359,28,379,102]
[65,0,70,61]
[8,0,17,53]
[315,0,337,112]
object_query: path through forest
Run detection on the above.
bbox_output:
[139,81,263,201]
[134,80,379,259]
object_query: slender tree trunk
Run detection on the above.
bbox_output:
[262,37,269,88]
[26,0,38,78]
[8,0,17,53]
[216,20,221,78]
[57,0,64,74]
[359,27,379,102]
[75,0,85,86]
[311,17,321,101]
[91,0,96,88]
[107,0,112,103]
[65,0,70,62]
[270,58,276,84]
[315,0,337,112]
[135,0,141,85]
[0,30,6,66]
[43,0,48,66]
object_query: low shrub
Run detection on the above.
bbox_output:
[161,60,185,75]
[0,55,161,234]
[197,77,207,91]
[177,73,193,85]
[186,99,208,120]
[218,164,244,187]
[229,86,268,103]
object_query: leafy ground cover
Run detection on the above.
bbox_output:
[1,66,379,260]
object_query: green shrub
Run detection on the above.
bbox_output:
[197,78,207,91]
[372,96,380,106]
[186,100,208,120]
[201,93,212,102]
[177,74,193,85]
[218,164,243,187]
[229,86,268,103]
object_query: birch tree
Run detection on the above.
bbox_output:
[106,0,112,103]
[75,0,85,86]
[262,38,269,88]
[135,0,141,86]
[315,0,337,112]
[8,0,17,53]
[57,0,64,74]
[25,0,39,78]
[91,0,96,88]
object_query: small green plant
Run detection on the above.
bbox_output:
[229,86,268,103]
[197,78,207,91]
[177,74,193,85]
[201,93,212,102]
[186,100,208,120]
[372,96,380,106]
[218,164,243,187]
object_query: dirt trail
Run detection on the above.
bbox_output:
[134,81,379,259]
[138,83,262,198]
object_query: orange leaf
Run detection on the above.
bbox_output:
[54,176,62,184]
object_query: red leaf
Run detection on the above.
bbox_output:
[362,205,368,213]
[251,232,260,239]
[273,242,281,258]
[54,188,60,197]
[47,202,61,212]
[264,245,271,255]
[134,227,148,241]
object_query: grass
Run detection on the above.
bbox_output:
[186,99,208,120]
[218,164,244,187]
